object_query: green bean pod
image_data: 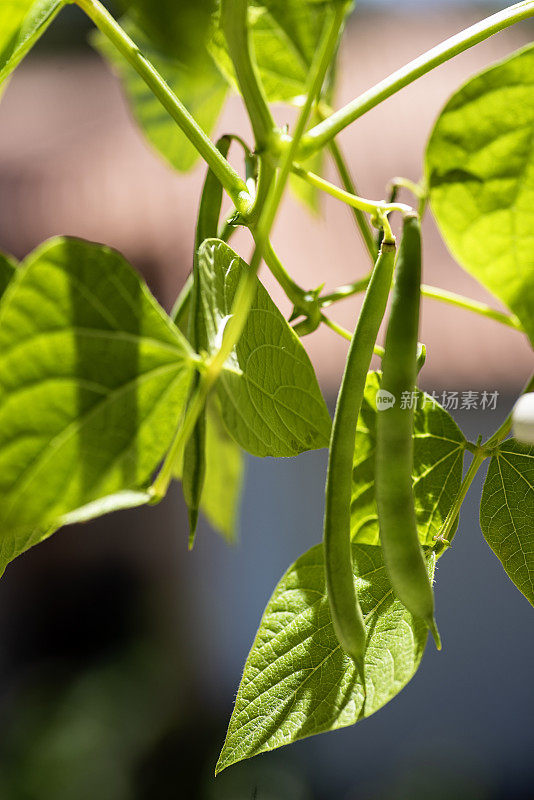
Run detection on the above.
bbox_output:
[183,136,231,546]
[324,238,397,679]
[375,214,441,648]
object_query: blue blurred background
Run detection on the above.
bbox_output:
[0,2,533,798]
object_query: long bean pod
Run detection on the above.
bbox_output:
[324,238,397,679]
[375,214,441,647]
[183,137,231,546]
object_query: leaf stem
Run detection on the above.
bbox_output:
[434,371,534,550]
[483,372,534,451]
[328,139,377,262]
[435,445,486,549]
[322,314,385,357]
[292,163,413,216]
[319,275,524,332]
[220,0,276,150]
[74,0,250,210]
[206,4,346,382]
[421,285,523,332]
[300,0,534,155]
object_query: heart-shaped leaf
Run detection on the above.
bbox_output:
[216,542,434,772]
[198,239,332,457]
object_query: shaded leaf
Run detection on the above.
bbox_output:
[480,438,534,605]
[198,239,332,457]
[93,19,228,172]
[426,44,534,345]
[216,542,434,772]
[351,372,466,546]
[0,0,65,86]
[0,237,194,572]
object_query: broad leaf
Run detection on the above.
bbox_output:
[198,239,332,457]
[0,252,16,299]
[216,542,434,772]
[480,438,534,605]
[93,20,228,172]
[174,399,244,542]
[0,0,65,86]
[426,44,534,346]
[0,237,194,571]
[351,372,466,546]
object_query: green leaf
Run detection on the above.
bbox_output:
[174,398,244,542]
[216,542,434,772]
[351,372,466,547]
[0,0,65,86]
[0,236,194,571]
[198,239,332,457]
[0,251,16,299]
[209,1,332,105]
[480,438,534,605]
[426,44,534,346]
[92,19,228,172]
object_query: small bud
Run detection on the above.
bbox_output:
[512,393,534,445]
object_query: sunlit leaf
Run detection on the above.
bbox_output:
[480,438,534,605]
[198,239,332,457]
[0,237,194,572]
[427,44,534,346]
[216,542,434,772]
[0,0,65,86]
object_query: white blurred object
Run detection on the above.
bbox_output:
[512,393,534,445]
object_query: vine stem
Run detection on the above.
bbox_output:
[319,276,524,332]
[299,0,534,155]
[292,163,413,216]
[435,445,486,548]
[73,0,250,210]
[483,372,534,450]
[328,139,377,263]
[151,4,346,500]
[220,0,275,150]
[435,371,534,549]
[321,315,385,358]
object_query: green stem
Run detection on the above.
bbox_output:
[207,4,346,381]
[263,240,309,309]
[421,285,524,331]
[321,315,384,358]
[328,139,377,262]
[434,370,534,550]
[151,375,209,499]
[300,1,534,155]
[220,0,275,150]
[483,372,534,451]
[435,446,486,549]
[74,0,249,210]
[319,275,524,333]
[292,163,413,216]
[152,4,346,500]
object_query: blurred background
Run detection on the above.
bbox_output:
[0,1,533,798]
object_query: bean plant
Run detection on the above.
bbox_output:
[1,0,533,774]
